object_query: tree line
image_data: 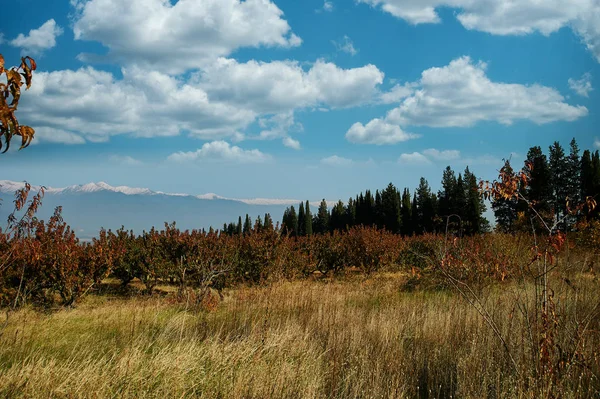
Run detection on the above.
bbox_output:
[222,138,599,237]
[493,139,600,232]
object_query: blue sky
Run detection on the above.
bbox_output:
[1,0,599,202]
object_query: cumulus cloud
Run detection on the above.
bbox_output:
[167,141,271,163]
[18,66,254,144]
[379,83,416,104]
[332,35,358,56]
[71,0,301,72]
[321,155,354,166]
[323,1,334,12]
[595,137,600,149]
[348,56,588,145]
[358,0,600,62]
[398,152,432,165]
[10,19,63,56]
[387,56,587,127]
[18,55,385,146]
[346,118,419,145]
[200,58,384,113]
[568,73,593,97]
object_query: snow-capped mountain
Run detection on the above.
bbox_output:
[0,180,303,238]
[0,180,300,206]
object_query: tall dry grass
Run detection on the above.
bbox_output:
[0,270,598,398]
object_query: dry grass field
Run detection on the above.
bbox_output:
[1,269,598,399]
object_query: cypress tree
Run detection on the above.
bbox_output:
[298,201,306,236]
[374,190,383,228]
[549,141,568,227]
[438,166,457,222]
[411,192,419,234]
[316,199,329,234]
[243,214,252,235]
[400,188,413,236]
[304,200,313,235]
[346,197,356,227]
[263,213,274,231]
[416,178,436,234]
[565,139,581,228]
[524,146,553,228]
[581,150,594,201]
[330,200,346,231]
[254,215,263,231]
[592,151,600,219]
[492,161,519,233]
[381,183,401,233]
[464,167,487,234]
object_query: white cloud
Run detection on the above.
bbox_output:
[109,155,143,166]
[321,155,354,166]
[71,0,301,72]
[346,118,419,145]
[323,1,334,12]
[167,140,271,163]
[10,19,63,56]
[594,137,600,149]
[349,56,588,144]
[568,72,593,97]
[30,127,86,145]
[332,35,358,56]
[398,152,432,165]
[18,66,255,143]
[379,83,416,104]
[357,0,600,62]
[283,136,301,150]
[200,58,384,112]
[18,56,384,146]
[388,56,587,127]
[422,148,461,161]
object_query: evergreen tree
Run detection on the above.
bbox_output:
[243,214,252,235]
[330,200,346,231]
[565,139,581,228]
[451,173,467,233]
[263,213,274,231]
[381,183,401,233]
[364,190,375,227]
[492,161,519,233]
[411,192,419,235]
[298,201,306,236]
[345,197,356,227]
[374,190,383,228]
[524,146,553,227]
[400,188,413,236]
[464,167,487,235]
[237,216,243,236]
[281,206,298,236]
[254,215,263,231]
[415,178,436,234]
[548,141,568,227]
[315,199,330,234]
[581,150,594,202]
[592,151,600,219]
[304,200,313,235]
[438,166,457,221]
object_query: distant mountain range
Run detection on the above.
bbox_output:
[0,180,302,239]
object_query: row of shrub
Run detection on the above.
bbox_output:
[1,201,598,308]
